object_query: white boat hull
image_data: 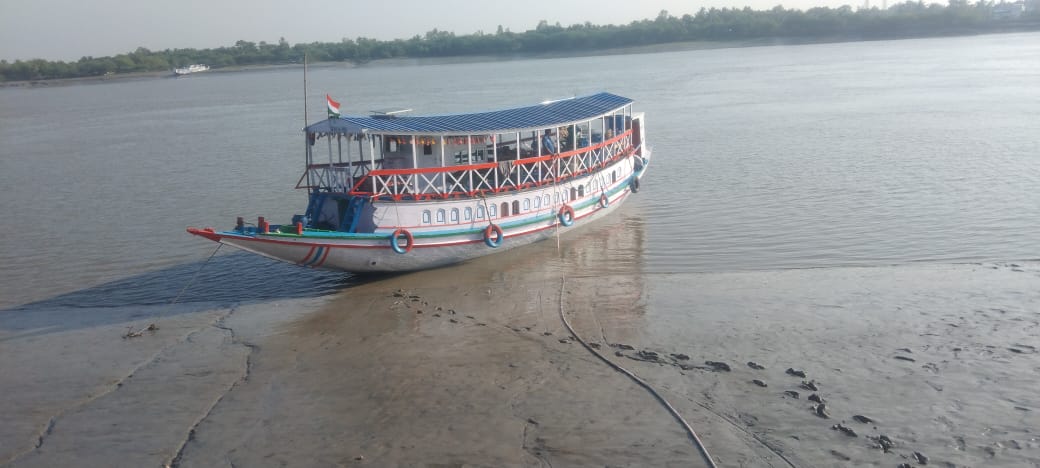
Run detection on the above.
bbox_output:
[189,154,648,272]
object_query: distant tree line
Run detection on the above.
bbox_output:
[2,1,1038,82]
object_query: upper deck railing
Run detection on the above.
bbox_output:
[357,128,632,199]
[326,130,635,200]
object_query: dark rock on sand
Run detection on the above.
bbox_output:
[870,434,894,452]
[612,343,635,350]
[812,403,830,419]
[801,380,819,391]
[786,368,807,378]
[705,361,731,372]
[808,393,825,403]
[853,414,874,424]
[783,390,800,399]
[747,361,765,370]
[752,379,768,387]
[638,350,660,359]
[832,423,857,437]
[670,353,690,361]
[912,451,929,464]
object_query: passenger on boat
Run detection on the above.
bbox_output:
[541,129,556,155]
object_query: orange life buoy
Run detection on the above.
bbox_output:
[558,205,575,227]
[390,229,413,254]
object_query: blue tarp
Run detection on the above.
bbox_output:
[304,92,632,135]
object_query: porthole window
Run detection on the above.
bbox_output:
[534,197,541,209]
[512,200,520,214]
[450,208,459,222]
[436,209,446,223]
[544,194,550,206]
[464,207,473,221]
[477,205,486,219]
[489,204,497,217]
[501,202,510,217]
[422,210,431,224]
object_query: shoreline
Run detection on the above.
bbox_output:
[4,28,1039,89]
[2,261,1038,466]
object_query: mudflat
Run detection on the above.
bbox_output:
[2,260,1038,467]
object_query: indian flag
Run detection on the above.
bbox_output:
[327,94,341,118]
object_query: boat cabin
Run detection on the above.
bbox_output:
[296,92,643,231]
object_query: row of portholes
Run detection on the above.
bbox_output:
[419,171,616,226]
[419,191,565,225]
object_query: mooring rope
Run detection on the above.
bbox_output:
[124,243,222,338]
[556,276,719,468]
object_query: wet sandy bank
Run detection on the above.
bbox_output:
[2,261,1038,467]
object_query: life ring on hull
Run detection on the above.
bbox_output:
[599,194,610,208]
[630,177,640,193]
[558,205,575,227]
[484,224,504,248]
[390,229,413,254]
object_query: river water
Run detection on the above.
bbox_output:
[1,32,1038,308]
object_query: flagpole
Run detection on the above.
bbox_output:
[303,52,313,193]
[303,52,309,128]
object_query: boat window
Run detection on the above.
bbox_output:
[423,143,433,155]
[544,194,550,206]
[489,204,497,218]
[578,185,585,198]
[436,209,446,223]
[477,205,486,219]
[501,202,509,217]
[512,200,520,214]
[450,208,459,222]
[570,188,577,201]
[464,207,473,221]
[422,210,431,224]
[534,197,541,209]
[612,171,617,183]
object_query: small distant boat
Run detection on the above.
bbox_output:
[188,92,651,272]
[173,64,210,76]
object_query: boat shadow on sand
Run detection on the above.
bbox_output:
[0,252,392,341]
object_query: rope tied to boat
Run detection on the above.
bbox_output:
[556,275,719,468]
[123,243,223,339]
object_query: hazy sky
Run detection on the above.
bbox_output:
[2,0,862,61]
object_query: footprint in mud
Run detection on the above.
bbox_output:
[786,368,807,378]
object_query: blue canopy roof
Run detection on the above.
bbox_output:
[305,92,632,135]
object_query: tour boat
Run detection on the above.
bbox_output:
[187,92,650,272]
[173,64,210,76]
